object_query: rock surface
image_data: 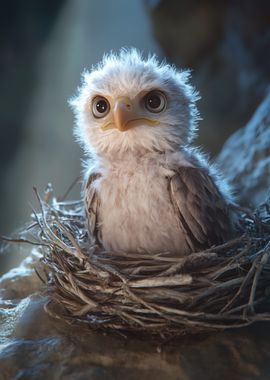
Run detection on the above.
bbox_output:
[218,90,270,207]
[1,251,270,379]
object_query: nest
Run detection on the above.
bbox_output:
[12,185,270,338]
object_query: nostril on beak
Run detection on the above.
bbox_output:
[125,102,131,109]
[116,97,132,111]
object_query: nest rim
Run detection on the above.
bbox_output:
[6,185,270,339]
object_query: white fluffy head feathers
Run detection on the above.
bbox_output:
[70,48,200,157]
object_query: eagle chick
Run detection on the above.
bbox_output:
[70,49,234,256]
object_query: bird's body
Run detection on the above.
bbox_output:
[86,150,185,254]
[71,49,234,256]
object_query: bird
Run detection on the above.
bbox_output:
[70,48,234,256]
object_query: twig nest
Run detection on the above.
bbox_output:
[28,188,270,338]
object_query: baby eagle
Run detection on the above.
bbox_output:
[70,49,234,256]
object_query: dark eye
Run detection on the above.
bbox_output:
[144,90,166,113]
[92,96,110,118]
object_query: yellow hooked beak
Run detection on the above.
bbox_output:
[101,97,160,132]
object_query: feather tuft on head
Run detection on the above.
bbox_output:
[70,48,200,158]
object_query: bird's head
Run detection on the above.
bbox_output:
[70,49,200,158]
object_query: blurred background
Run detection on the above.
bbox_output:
[0,0,270,274]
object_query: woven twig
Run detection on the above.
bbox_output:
[12,187,270,337]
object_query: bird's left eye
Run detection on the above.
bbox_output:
[144,90,166,113]
[92,96,110,118]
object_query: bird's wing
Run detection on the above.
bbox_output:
[168,166,230,252]
[84,172,101,243]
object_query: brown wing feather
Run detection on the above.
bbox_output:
[169,166,230,252]
[84,172,101,243]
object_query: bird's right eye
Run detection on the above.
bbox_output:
[92,96,110,118]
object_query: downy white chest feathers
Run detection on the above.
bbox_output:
[87,151,192,254]
[70,49,234,256]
